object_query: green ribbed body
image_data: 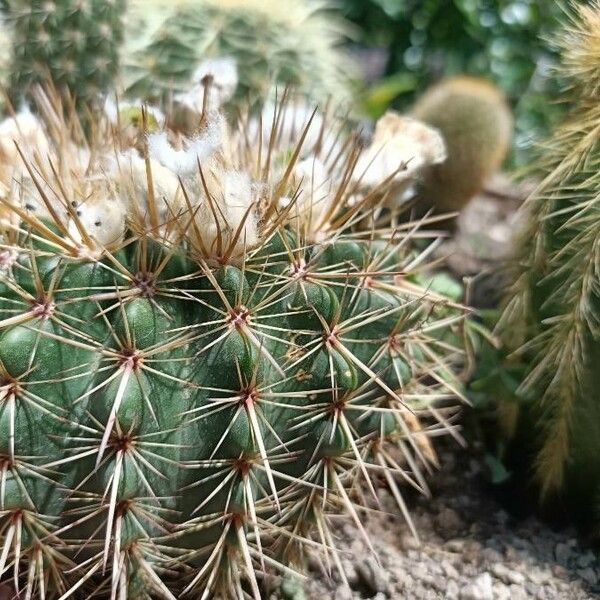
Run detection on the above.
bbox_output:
[124,0,352,108]
[1,229,461,597]
[497,1,600,528]
[0,97,465,596]
[5,0,124,108]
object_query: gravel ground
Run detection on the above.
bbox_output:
[300,443,599,600]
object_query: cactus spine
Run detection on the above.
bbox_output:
[0,89,465,598]
[498,1,600,522]
[4,0,125,109]
[412,76,513,217]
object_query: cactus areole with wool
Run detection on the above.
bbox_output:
[0,94,465,599]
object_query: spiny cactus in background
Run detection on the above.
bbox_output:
[0,10,10,92]
[124,0,353,111]
[3,0,125,109]
[411,76,513,219]
[497,1,600,527]
[0,84,466,598]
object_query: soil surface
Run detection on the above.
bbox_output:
[299,441,599,600]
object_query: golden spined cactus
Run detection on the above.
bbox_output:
[0,89,466,598]
[412,76,513,217]
[497,0,600,525]
[560,0,600,101]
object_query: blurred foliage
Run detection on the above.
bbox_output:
[342,0,567,167]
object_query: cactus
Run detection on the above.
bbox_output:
[3,0,125,109]
[497,1,600,525]
[0,87,466,598]
[411,76,513,217]
[0,10,10,92]
[124,0,353,111]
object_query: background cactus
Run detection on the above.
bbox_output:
[0,89,466,598]
[124,0,354,111]
[0,9,10,92]
[496,0,600,527]
[3,0,125,110]
[411,76,513,219]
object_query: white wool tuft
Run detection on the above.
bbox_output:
[176,57,239,113]
[68,197,127,247]
[291,155,332,233]
[148,114,224,176]
[0,109,50,169]
[194,169,258,258]
[354,112,447,191]
[222,171,257,248]
[113,150,183,224]
[249,101,329,156]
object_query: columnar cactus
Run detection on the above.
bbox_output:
[498,1,600,524]
[4,0,125,109]
[0,90,465,598]
[124,0,353,110]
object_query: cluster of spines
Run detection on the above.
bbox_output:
[0,95,465,599]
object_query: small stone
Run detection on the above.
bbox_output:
[412,562,429,580]
[280,576,306,600]
[400,535,421,551]
[481,548,503,564]
[435,507,464,536]
[555,542,572,566]
[577,567,598,586]
[357,557,390,594]
[341,560,359,586]
[407,549,420,560]
[494,510,510,526]
[504,547,519,562]
[525,582,540,597]
[527,568,551,586]
[491,563,525,585]
[577,551,596,569]
[492,582,511,600]
[442,560,459,580]
[460,573,493,600]
[393,566,412,589]
[508,583,529,600]
[446,580,460,600]
[445,539,466,553]
[334,585,353,600]
[511,537,533,552]
[307,554,321,572]
[551,564,568,579]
